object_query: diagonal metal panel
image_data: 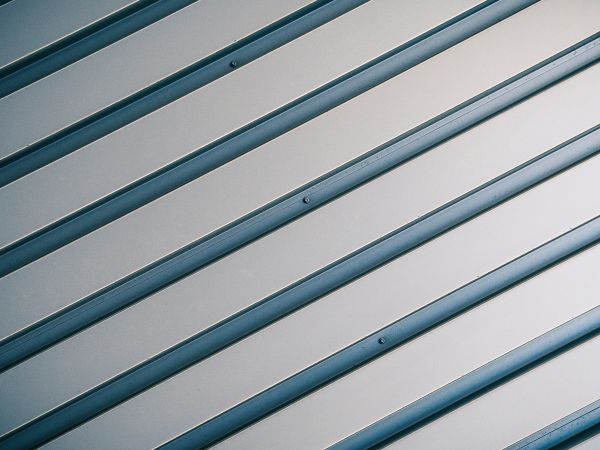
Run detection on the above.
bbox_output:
[1,31,596,372]
[4,60,598,439]
[1,1,599,448]
[0,0,362,186]
[331,312,600,449]
[0,0,535,276]
[163,218,600,448]
[0,0,138,71]
[0,0,199,98]
[507,399,600,450]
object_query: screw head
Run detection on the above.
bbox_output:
[378,337,386,344]
[302,196,310,204]
[229,60,238,68]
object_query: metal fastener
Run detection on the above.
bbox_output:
[378,337,386,344]
[302,196,310,204]
[230,60,238,69]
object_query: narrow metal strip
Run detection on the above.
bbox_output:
[161,218,600,448]
[0,32,597,372]
[0,0,537,274]
[2,127,599,448]
[330,307,600,450]
[506,399,600,450]
[0,0,369,186]
[0,0,198,98]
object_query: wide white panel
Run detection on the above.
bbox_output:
[0,0,481,246]
[40,163,600,448]
[2,0,598,341]
[0,0,136,71]
[385,335,600,450]
[211,253,600,450]
[0,0,315,160]
[3,66,600,434]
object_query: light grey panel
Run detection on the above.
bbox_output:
[1,0,597,341]
[0,0,315,161]
[40,160,600,449]
[384,335,600,450]
[0,0,137,71]
[0,0,482,247]
[211,251,600,450]
[3,64,600,435]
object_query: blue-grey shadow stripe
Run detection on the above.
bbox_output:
[0,31,597,373]
[2,126,599,449]
[506,399,600,450]
[0,0,369,187]
[0,0,537,276]
[330,307,600,450]
[160,218,600,449]
[0,0,198,99]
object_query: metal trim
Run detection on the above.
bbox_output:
[0,0,537,275]
[0,33,597,370]
[159,218,600,448]
[2,126,599,448]
[330,307,600,450]
[0,0,369,186]
[506,399,600,450]
[0,0,198,98]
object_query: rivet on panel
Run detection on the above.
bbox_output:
[378,337,386,344]
[303,196,310,204]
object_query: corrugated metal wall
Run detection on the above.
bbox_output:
[0,1,599,448]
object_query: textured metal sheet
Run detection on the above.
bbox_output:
[0,0,482,249]
[1,1,599,448]
[2,0,596,344]
[2,64,599,437]
[0,0,137,71]
[0,0,315,160]
[38,155,600,448]
[382,335,600,450]
[212,246,600,449]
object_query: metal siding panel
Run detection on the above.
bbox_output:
[2,0,595,343]
[0,0,481,249]
[0,0,315,161]
[2,1,599,447]
[38,157,600,448]
[0,0,138,71]
[381,336,600,450]
[210,249,600,449]
[47,243,600,449]
[3,62,599,435]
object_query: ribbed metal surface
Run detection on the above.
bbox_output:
[0,1,599,449]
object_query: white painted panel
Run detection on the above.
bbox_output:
[0,0,137,71]
[40,162,600,448]
[384,336,600,450]
[0,0,316,160]
[2,1,598,340]
[3,66,600,434]
[0,0,482,246]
